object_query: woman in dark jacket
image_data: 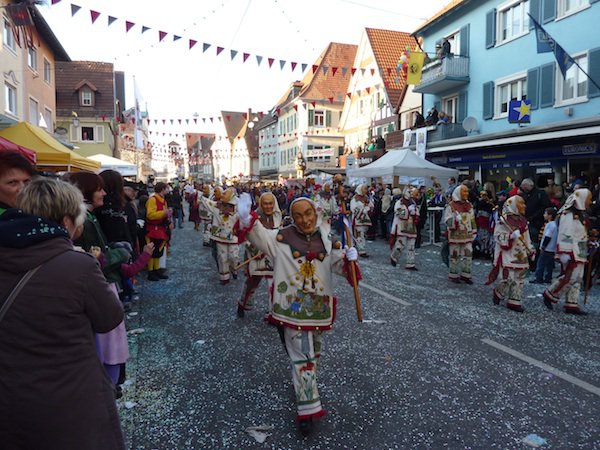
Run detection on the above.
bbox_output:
[0,178,125,450]
[96,169,132,245]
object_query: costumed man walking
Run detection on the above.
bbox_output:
[145,182,172,281]
[314,182,338,238]
[486,195,534,312]
[236,192,282,318]
[198,184,213,247]
[200,187,240,284]
[543,188,592,315]
[444,184,477,283]
[389,187,419,270]
[235,194,360,434]
[350,184,373,257]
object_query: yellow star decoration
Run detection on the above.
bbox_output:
[513,101,531,121]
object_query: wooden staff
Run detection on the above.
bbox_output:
[233,252,262,271]
[338,184,363,322]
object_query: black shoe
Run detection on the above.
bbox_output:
[147,271,160,281]
[156,269,168,279]
[298,418,313,436]
[564,307,587,315]
[390,258,397,267]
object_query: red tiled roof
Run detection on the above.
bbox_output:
[412,0,468,35]
[221,111,259,159]
[365,28,414,109]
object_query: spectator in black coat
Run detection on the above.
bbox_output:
[519,178,551,245]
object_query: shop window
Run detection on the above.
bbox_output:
[557,53,587,104]
[495,75,527,117]
[557,0,589,18]
[497,0,529,44]
[4,83,17,115]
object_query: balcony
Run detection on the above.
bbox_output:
[413,56,470,95]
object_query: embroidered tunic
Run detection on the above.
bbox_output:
[444,200,476,244]
[391,198,418,237]
[200,197,238,245]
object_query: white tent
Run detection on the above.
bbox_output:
[89,154,138,177]
[347,148,458,186]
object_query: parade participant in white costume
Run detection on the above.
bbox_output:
[350,184,373,257]
[486,195,534,312]
[389,186,419,270]
[200,187,240,284]
[198,184,213,247]
[314,182,338,237]
[235,194,360,434]
[444,184,477,283]
[543,188,592,315]
[236,192,282,318]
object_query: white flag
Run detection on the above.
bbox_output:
[134,77,144,150]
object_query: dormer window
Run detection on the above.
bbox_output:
[81,89,93,106]
[74,80,98,107]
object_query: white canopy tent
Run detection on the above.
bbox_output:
[347,148,458,187]
[89,154,138,177]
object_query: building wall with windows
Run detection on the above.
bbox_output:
[1,6,23,128]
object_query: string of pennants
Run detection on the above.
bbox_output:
[49,0,408,82]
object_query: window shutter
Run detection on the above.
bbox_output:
[483,81,494,119]
[325,110,332,127]
[459,24,470,57]
[308,110,314,126]
[527,67,540,109]
[588,47,600,98]
[542,0,556,23]
[96,125,105,143]
[485,9,496,49]
[540,62,555,107]
[70,124,79,142]
[457,92,468,122]
[529,0,541,29]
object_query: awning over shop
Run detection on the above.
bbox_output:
[0,122,100,171]
[0,136,36,164]
[88,153,138,177]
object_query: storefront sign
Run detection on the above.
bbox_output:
[306,147,333,157]
[562,143,597,155]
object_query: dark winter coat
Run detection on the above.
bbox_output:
[0,209,125,450]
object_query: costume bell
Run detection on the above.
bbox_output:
[543,188,591,315]
[389,187,419,269]
[443,185,476,283]
[350,184,373,257]
[235,195,359,433]
[200,187,240,284]
[236,192,282,317]
[486,195,534,312]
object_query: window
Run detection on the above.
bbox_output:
[3,17,16,52]
[28,47,37,71]
[557,0,589,18]
[443,95,458,123]
[558,54,587,103]
[4,83,17,115]
[43,59,51,83]
[495,76,527,117]
[81,89,93,106]
[28,98,39,125]
[314,110,325,127]
[42,107,52,130]
[497,0,529,44]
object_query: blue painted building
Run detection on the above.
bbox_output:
[411,0,600,190]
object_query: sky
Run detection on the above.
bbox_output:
[39,0,452,143]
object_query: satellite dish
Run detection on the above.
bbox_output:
[462,116,479,133]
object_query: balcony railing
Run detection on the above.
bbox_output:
[413,56,470,94]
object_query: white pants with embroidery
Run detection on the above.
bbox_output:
[216,242,239,281]
[391,235,416,268]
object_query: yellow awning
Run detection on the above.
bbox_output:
[0,122,100,171]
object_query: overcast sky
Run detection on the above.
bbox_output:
[40,0,451,142]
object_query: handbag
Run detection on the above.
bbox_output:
[0,264,43,325]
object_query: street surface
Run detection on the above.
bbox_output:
[118,223,600,449]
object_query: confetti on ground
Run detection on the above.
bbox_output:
[245,425,274,443]
[362,319,386,324]
[124,401,137,409]
[127,328,145,335]
[522,433,547,447]
[193,339,206,346]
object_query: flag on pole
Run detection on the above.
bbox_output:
[406,52,425,85]
[528,13,575,78]
[133,77,144,150]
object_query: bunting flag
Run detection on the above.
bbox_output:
[70,4,81,16]
[52,0,61,4]
[256,55,263,66]
[189,39,197,49]
[90,10,100,23]
[243,52,250,62]
[268,58,275,68]
[291,62,297,71]
[342,67,348,77]
[108,16,117,26]
[528,13,575,78]
[322,65,329,75]
[231,49,238,60]
[141,25,150,33]
[216,46,224,56]
[312,64,318,74]
[203,43,211,52]
[301,63,307,73]
[279,60,286,70]
[125,21,135,33]
[173,35,181,42]
[332,67,338,77]
[159,31,167,42]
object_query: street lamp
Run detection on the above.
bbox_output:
[71,111,79,127]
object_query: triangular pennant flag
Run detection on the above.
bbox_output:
[159,31,167,42]
[203,43,211,52]
[256,55,263,66]
[279,60,286,70]
[370,68,375,76]
[361,68,366,76]
[342,67,348,77]
[141,25,151,33]
[276,108,281,115]
[162,119,166,124]
[268,58,275,68]
[346,92,352,99]
[185,119,189,125]
[243,52,250,63]
[216,46,224,56]
[154,120,158,125]
[189,39,197,49]
[71,4,81,16]
[322,65,329,75]
[230,50,238,60]
[51,0,61,4]
[351,67,357,76]
[301,63,307,73]
[291,62,297,71]
[170,120,174,125]
[332,67,338,77]
[125,21,135,33]
[328,97,334,103]
[193,118,197,124]
[202,118,206,124]
[365,87,371,94]
[178,119,182,124]
[312,65,319,74]
[108,16,117,26]
[90,10,100,24]
[311,101,316,108]
[293,105,298,111]
[173,35,181,42]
